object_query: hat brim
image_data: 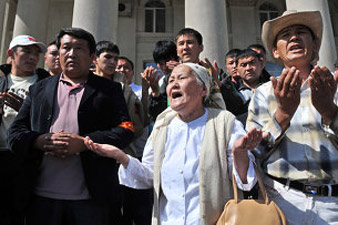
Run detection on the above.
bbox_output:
[21,42,47,53]
[262,11,323,65]
[12,42,47,53]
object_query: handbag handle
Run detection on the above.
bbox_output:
[232,164,269,204]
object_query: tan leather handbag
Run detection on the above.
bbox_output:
[216,166,288,225]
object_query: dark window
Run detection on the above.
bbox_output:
[145,10,154,32]
[259,3,279,28]
[145,0,165,33]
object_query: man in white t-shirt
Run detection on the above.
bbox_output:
[0,35,48,225]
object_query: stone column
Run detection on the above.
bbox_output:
[0,0,6,43]
[12,0,49,40]
[286,0,337,71]
[0,0,7,63]
[185,0,228,69]
[72,0,118,43]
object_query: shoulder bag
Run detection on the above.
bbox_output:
[216,166,288,225]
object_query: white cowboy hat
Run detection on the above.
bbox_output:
[261,10,323,65]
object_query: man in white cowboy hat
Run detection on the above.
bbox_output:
[246,10,338,224]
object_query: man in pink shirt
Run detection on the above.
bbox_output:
[8,28,134,225]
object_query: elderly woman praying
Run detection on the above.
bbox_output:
[85,63,265,225]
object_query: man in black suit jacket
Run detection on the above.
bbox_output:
[8,28,134,225]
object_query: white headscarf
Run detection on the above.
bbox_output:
[181,63,226,110]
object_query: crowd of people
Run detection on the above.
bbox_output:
[0,8,338,225]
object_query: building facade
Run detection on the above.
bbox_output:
[0,0,337,83]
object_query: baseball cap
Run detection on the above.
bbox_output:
[9,35,47,53]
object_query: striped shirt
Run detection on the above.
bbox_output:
[246,76,338,184]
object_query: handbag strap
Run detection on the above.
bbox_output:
[232,164,269,204]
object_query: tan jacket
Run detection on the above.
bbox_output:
[113,72,146,157]
[151,107,235,225]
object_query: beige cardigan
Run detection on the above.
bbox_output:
[151,107,235,225]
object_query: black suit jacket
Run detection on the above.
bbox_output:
[8,72,134,206]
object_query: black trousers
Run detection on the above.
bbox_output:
[122,186,153,225]
[26,195,119,225]
[0,150,25,225]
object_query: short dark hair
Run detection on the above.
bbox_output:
[225,48,241,59]
[118,56,134,71]
[48,40,57,47]
[235,49,260,66]
[248,44,266,56]
[153,40,179,64]
[95,40,120,57]
[175,28,203,45]
[56,27,96,55]
[11,46,18,53]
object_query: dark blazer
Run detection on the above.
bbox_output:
[8,71,134,207]
[148,74,169,121]
[0,64,50,214]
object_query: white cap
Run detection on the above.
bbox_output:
[9,35,47,53]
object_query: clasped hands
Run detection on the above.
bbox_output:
[140,58,221,98]
[141,66,161,97]
[141,60,179,97]
[34,130,86,159]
